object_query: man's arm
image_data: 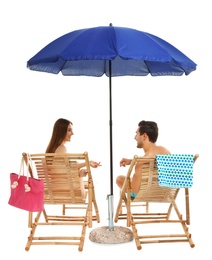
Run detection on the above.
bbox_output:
[120,158,132,167]
[131,162,142,193]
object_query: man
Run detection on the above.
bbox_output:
[116,120,170,198]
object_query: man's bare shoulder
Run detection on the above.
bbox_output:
[144,145,170,157]
[156,145,171,154]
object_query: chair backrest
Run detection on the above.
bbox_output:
[126,154,199,203]
[23,152,91,204]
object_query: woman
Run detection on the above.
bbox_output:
[46,118,101,177]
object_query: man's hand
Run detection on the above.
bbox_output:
[120,158,132,167]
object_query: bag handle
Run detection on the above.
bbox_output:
[11,154,34,192]
[11,157,25,189]
[24,153,36,192]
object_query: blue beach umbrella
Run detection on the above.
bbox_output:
[27,24,197,232]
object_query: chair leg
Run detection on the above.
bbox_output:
[28,212,33,228]
[145,202,149,213]
[131,221,142,250]
[62,204,65,215]
[91,191,100,223]
[25,211,42,251]
[185,188,190,225]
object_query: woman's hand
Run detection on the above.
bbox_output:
[79,169,88,177]
[90,161,101,168]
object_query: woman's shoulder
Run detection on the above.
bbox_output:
[55,145,67,153]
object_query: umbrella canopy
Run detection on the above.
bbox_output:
[27,25,197,230]
[27,25,196,76]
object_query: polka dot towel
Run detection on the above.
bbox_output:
[156,154,194,188]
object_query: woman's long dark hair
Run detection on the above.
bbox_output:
[46,118,72,153]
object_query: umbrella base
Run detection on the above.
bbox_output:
[89,226,133,244]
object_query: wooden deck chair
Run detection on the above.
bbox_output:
[22,152,100,251]
[114,154,199,250]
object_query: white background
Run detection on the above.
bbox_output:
[1,0,211,259]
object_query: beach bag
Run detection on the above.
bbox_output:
[8,154,44,212]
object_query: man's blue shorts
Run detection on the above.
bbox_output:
[130,192,137,200]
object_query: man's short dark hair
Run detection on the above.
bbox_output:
[138,120,158,143]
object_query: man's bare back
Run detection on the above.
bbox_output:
[131,145,170,193]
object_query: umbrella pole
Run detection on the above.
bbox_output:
[107,60,114,231]
[89,23,133,243]
[89,60,133,243]
[107,22,114,231]
[109,60,113,197]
